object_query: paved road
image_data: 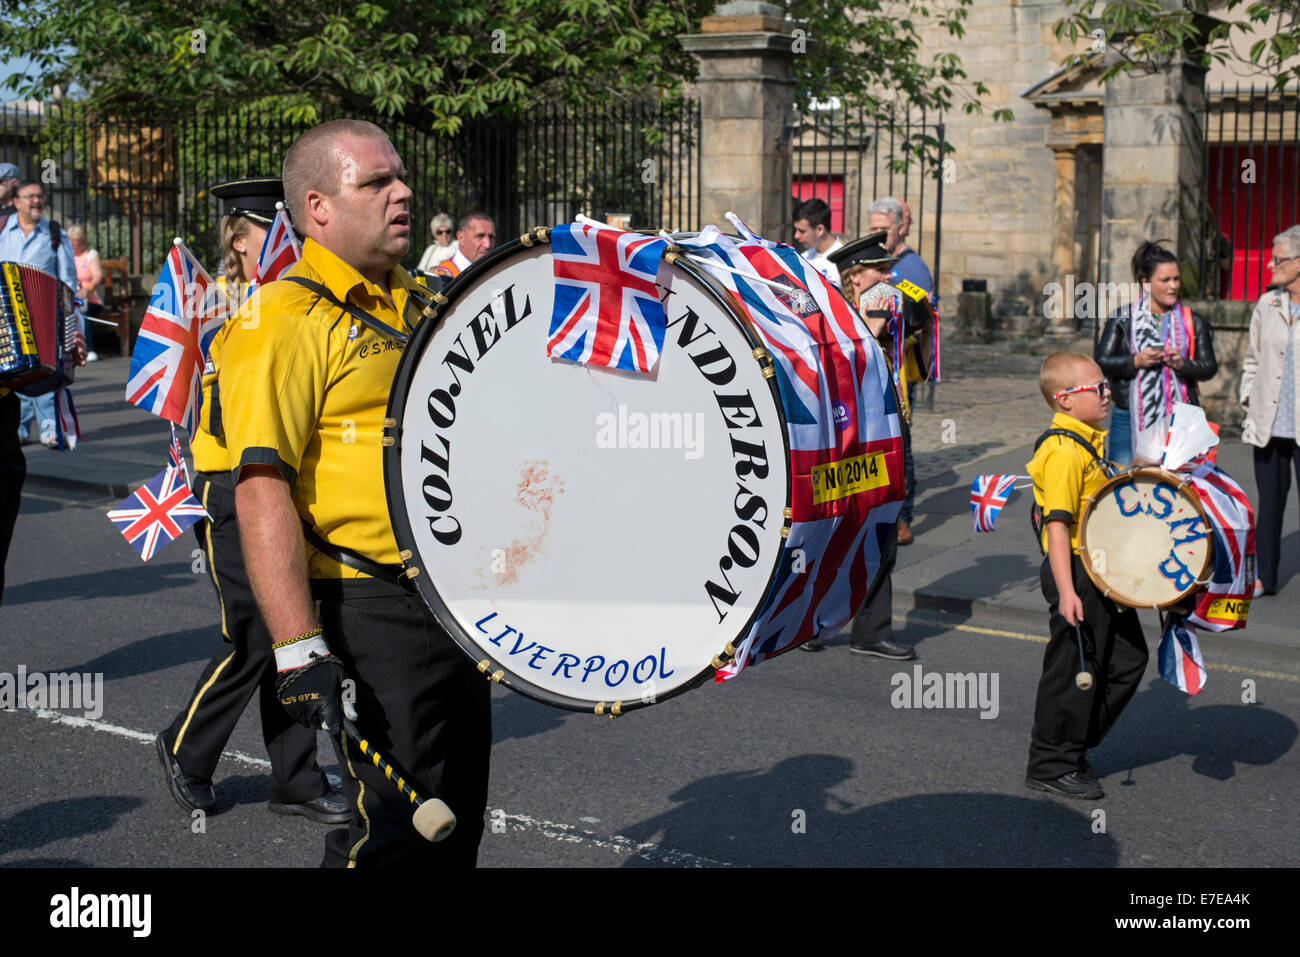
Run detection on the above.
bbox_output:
[3,344,1298,869]
[2,483,1297,868]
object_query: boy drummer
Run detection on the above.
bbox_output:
[1025,353,1147,799]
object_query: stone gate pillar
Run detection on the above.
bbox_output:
[1098,7,1210,290]
[679,1,797,237]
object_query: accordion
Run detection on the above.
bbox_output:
[0,261,78,396]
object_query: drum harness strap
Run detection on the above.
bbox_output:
[276,277,413,586]
[1029,428,1118,556]
[279,276,410,345]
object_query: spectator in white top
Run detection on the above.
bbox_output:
[416,212,458,273]
[792,197,843,286]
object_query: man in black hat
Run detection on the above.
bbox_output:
[155,176,348,826]
[796,233,923,659]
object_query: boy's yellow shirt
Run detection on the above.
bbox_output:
[1026,411,1111,553]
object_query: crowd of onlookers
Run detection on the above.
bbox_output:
[4,153,1300,597]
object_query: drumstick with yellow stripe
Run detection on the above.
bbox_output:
[342,719,456,842]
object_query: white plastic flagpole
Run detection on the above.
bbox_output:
[657,229,796,293]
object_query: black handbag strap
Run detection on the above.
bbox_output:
[280,275,409,345]
[300,521,408,587]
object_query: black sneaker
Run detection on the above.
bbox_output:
[798,638,824,653]
[269,791,352,825]
[849,639,916,660]
[155,732,216,813]
[1025,771,1104,800]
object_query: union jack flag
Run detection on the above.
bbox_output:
[672,220,905,679]
[1158,614,1206,695]
[255,206,302,286]
[106,465,208,561]
[1184,463,1255,632]
[125,241,220,435]
[546,223,668,374]
[971,474,1020,532]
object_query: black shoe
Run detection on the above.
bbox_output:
[799,638,824,653]
[269,791,352,825]
[155,732,216,813]
[849,639,916,660]
[1025,771,1104,800]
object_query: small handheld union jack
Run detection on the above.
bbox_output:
[970,474,1023,533]
[546,222,668,374]
[125,239,219,435]
[107,466,208,561]
[255,204,302,286]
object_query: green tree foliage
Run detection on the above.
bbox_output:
[0,0,1008,128]
[1055,1,1299,89]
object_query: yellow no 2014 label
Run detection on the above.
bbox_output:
[1205,597,1250,621]
[2,264,37,356]
[810,452,891,504]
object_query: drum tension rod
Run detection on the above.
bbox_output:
[475,659,506,683]
[594,701,623,718]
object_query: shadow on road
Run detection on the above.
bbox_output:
[491,688,570,744]
[3,564,198,607]
[51,625,213,680]
[616,754,1118,866]
[1096,677,1297,782]
[0,796,142,857]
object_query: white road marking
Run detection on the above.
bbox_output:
[490,810,731,867]
[4,707,272,768]
[4,707,733,868]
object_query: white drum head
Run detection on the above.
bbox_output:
[386,239,791,711]
[1079,468,1214,609]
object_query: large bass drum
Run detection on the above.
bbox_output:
[384,229,900,713]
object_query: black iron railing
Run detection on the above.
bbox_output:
[783,100,946,298]
[1199,84,1300,301]
[0,98,700,278]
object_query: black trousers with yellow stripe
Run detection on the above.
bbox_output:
[314,579,491,868]
[160,470,326,803]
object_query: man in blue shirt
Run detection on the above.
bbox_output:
[867,196,933,296]
[0,181,78,446]
[866,196,934,545]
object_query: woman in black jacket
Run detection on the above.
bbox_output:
[1095,242,1218,465]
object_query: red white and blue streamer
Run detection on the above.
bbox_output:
[672,217,905,678]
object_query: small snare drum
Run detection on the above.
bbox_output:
[1077,467,1215,609]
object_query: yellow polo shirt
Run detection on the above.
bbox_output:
[1026,411,1111,553]
[216,238,423,579]
[191,275,248,474]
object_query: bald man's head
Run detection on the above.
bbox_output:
[280,119,413,286]
[281,119,391,228]
[1039,352,1102,407]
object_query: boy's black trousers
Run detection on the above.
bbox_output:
[1027,554,1148,781]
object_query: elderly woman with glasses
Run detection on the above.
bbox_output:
[1240,224,1300,596]
[417,213,458,274]
[1095,241,1219,466]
